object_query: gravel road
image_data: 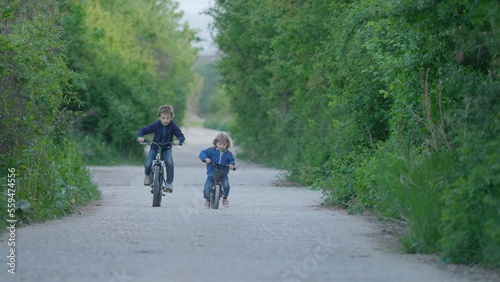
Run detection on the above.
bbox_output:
[1,127,497,282]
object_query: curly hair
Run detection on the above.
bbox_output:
[212,132,232,148]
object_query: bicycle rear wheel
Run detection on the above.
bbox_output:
[210,183,221,209]
[152,165,162,207]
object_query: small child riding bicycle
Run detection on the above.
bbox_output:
[199,132,236,208]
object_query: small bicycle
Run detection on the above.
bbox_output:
[140,139,180,207]
[203,161,236,209]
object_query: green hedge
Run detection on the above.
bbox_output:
[209,0,500,265]
[0,0,100,229]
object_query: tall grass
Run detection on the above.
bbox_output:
[395,153,451,253]
[0,137,101,230]
[358,147,453,253]
[356,141,500,265]
[74,134,144,165]
[438,139,500,265]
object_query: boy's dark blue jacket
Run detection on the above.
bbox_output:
[137,120,185,150]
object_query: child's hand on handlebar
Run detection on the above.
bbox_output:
[229,165,235,171]
[173,140,180,146]
[205,158,211,164]
[137,137,145,143]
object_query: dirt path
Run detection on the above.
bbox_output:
[1,127,497,282]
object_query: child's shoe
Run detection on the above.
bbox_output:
[144,174,151,186]
[165,183,173,193]
[222,198,229,207]
[204,200,210,208]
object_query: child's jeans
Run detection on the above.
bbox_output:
[203,176,230,199]
[144,148,174,184]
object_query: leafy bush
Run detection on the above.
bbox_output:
[359,145,450,253]
[209,0,500,265]
[0,137,100,229]
[63,0,198,159]
[439,138,500,265]
[0,0,100,229]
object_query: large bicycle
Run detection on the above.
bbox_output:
[140,139,180,207]
[203,162,236,209]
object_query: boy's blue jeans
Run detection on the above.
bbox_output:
[203,176,230,199]
[144,148,174,184]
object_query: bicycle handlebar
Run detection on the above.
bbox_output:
[201,160,236,171]
[139,139,182,146]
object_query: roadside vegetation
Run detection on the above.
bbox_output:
[1,0,498,269]
[207,0,499,266]
[0,0,198,229]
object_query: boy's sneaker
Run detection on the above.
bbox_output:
[222,198,229,207]
[165,183,173,193]
[144,175,151,186]
[204,200,210,208]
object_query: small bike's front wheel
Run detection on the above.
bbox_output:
[210,183,221,209]
[152,165,162,207]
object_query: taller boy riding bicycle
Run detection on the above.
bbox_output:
[137,105,185,193]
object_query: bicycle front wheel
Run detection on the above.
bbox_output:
[152,165,162,207]
[210,183,221,209]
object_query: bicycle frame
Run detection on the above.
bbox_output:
[203,162,235,209]
[152,151,166,187]
[210,180,224,209]
[141,139,179,207]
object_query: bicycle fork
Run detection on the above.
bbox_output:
[152,161,166,193]
[211,182,224,197]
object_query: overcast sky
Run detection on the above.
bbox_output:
[177,0,217,55]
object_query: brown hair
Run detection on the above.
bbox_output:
[212,132,232,148]
[158,105,174,118]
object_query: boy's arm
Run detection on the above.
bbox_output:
[199,148,211,162]
[172,123,185,144]
[227,151,236,166]
[137,122,156,140]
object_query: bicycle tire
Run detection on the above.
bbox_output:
[211,182,221,209]
[152,165,162,207]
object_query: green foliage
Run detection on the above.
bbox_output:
[0,137,100,229]
[0,0,101,229]
[73,133,143,165]
[195,61,221,118]
[63,0,198,159]
[0,0,75,158]
[439,138,500,265]
[203,86,233,131]
[190,59,233,130]
[210,0,500,265]
[358,145,449,253]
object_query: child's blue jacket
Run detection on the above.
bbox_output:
[137,120,185,150]
[199,147,235,177]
